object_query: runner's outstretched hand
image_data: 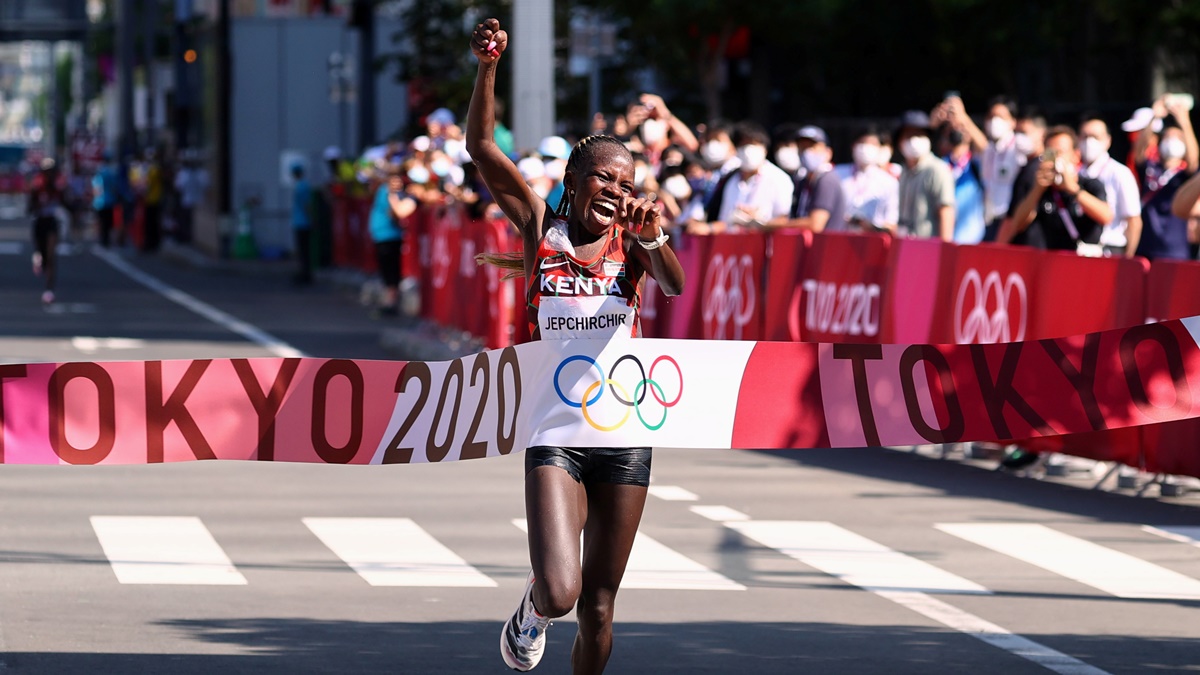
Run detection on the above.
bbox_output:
[471,18,508,64]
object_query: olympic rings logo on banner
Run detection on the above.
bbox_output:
[702,254,757,339]
[553,354,683,431]
[954,268,1027,344]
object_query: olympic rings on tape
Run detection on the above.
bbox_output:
[553,354,683,431]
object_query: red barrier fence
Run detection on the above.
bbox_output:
[334,197,1200,477]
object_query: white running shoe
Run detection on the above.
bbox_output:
[41,290,54,305]
[500,572,551,671]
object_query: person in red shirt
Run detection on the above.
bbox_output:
[467,18,685,674]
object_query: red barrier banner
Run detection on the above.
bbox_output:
[762,229,811,341]
[883,237,945,344]
[641,233,707,339]
[793,231,891,343]
[700,232,767,340]
[928,243,1039,345]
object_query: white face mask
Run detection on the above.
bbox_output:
[702,140,731,165]
[544,159,567,182]
[1161,136,1187,160]
[663,174,692,201]
[1080,137,1107,164]
[640,118,668,145]
[1013,132,1035,157]
[532,181,551,199]
[407,166,430,184]
[634,165,647,188]
[899,136,931,161]
[431,158,453,177]
[736,144,767,172]
[986,117,1013,141]
[801,148,827,173]
[774,146,801,173]
[878,146,892,166]
[853,143,880,168]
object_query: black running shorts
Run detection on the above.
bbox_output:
[524,446,652,487]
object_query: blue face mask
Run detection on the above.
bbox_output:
[688,176,708,194]
[407,166,431,184]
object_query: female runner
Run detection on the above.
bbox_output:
[466,18,686,674]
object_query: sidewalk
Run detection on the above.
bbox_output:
[157,240,484,362]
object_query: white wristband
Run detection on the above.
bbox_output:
[638,232,670,250]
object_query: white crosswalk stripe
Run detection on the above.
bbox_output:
[513,518,744,590]
[1142,525,1200,548]
[727,520,989,594]
[303,517,497,587]
[90,516,247,585]
[937,523,1200,601]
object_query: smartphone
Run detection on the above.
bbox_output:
[1040,149,1058,163]
[1167,93,1195,111]
[944,90,961,101]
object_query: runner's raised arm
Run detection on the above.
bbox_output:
[466,18,547,244]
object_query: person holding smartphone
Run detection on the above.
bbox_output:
[1132,95,1199,260]
[1001,126,1111,251]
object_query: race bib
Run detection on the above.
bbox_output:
[538,295,635,340]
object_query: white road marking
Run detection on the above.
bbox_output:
[71,336,146,353]
[647,485,699,501]
[726,520,1107,675]
[93,247,305,358]
[729,521,989,594]
[1142,525,1200,548]
[0,241,22,254]
[513,518,743,590]
[304,518,496,587]
[90,516,247,585]
[689,505,750,522]
[938,523,1200,600]
[876,590,1111,675]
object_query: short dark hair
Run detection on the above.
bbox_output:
[704,119,734,142]
[1045,125,1078,148]
[988,95,1018,118]
[1017,106,1046,128]
[732,121,769,147]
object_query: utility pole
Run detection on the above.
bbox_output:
[512,0,555,149]
[117,0,136,157]
[143,0,157,149]
[351,0,376,151]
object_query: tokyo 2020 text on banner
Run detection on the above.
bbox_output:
[2,317,1200,465]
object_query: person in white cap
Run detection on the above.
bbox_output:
[538,136,571,207]
[1131,95,1199,260]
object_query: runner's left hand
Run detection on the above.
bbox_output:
[621,193,663,242]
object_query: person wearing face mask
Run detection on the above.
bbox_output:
[937,96,1023,240]
[1077,117,1143,257]
[939,125,986,244]
[769,126,845,232]
[835,129,899,232]
[627,93,700,170]
[1133,95,1200,260]
[702,122,794,233]
[683,121,739,234]
[1002,126,1111,252]
[894,111,955,241]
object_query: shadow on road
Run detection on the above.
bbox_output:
[4,616,1190,674]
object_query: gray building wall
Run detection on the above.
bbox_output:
[213,16,406,256]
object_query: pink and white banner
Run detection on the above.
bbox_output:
[3,317,1200,465]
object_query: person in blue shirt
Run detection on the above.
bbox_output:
[368,163,419,315]
[92,151,119,247]
[941,126,986,244]
[291,163,314,284]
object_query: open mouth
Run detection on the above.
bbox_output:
[590,200,617,226]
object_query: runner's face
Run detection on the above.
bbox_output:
[567,149,635,235]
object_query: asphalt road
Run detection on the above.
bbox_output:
[1,221,1199,674]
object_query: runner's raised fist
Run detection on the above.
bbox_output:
[472,19,508,64]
